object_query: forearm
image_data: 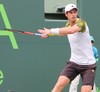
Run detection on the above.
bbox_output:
[50,26,79,36]
[50,27,70,36]
[59,27,72,35]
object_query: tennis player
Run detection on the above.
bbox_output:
[38,4,96,92]
[69,36,99,92]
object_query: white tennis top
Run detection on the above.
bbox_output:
[66,18,96,65]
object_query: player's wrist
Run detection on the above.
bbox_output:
[50,28,59,35]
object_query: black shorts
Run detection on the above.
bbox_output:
[60,61,96,88]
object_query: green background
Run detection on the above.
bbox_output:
[0,0,100,92]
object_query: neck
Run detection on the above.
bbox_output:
[69,18,79,26]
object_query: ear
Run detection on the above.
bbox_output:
[65,12,68,17]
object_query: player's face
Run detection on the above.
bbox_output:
[65,9,78,22]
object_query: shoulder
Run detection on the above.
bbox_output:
[77,18,86,23]
[76,18,87,32]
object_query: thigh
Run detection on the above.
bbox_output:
[81,67,96,88]
[60,61,79,82]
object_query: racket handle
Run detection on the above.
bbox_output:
[34,33,42,36]
[34,33,53,37]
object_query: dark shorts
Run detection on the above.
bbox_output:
[60,61,96,88]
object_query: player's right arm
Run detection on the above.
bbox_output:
[38,19,86,38]
[38,25,80,38]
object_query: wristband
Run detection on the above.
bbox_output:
[50,28,59,35]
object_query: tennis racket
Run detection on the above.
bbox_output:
[3,28,42,36]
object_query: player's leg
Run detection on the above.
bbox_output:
[81,85,92,92]
[51,61,79,92]
[51,75,70,92]
[69,74,80,92]
[81,64,96,92]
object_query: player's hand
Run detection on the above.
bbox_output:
[38,27,51,38]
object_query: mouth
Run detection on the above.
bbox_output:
[72,16,76,19]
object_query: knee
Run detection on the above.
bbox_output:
[54,76,70,90]
[81,85,92,92]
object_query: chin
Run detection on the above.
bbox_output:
[71,19,76,22]
[72,18,77,21]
